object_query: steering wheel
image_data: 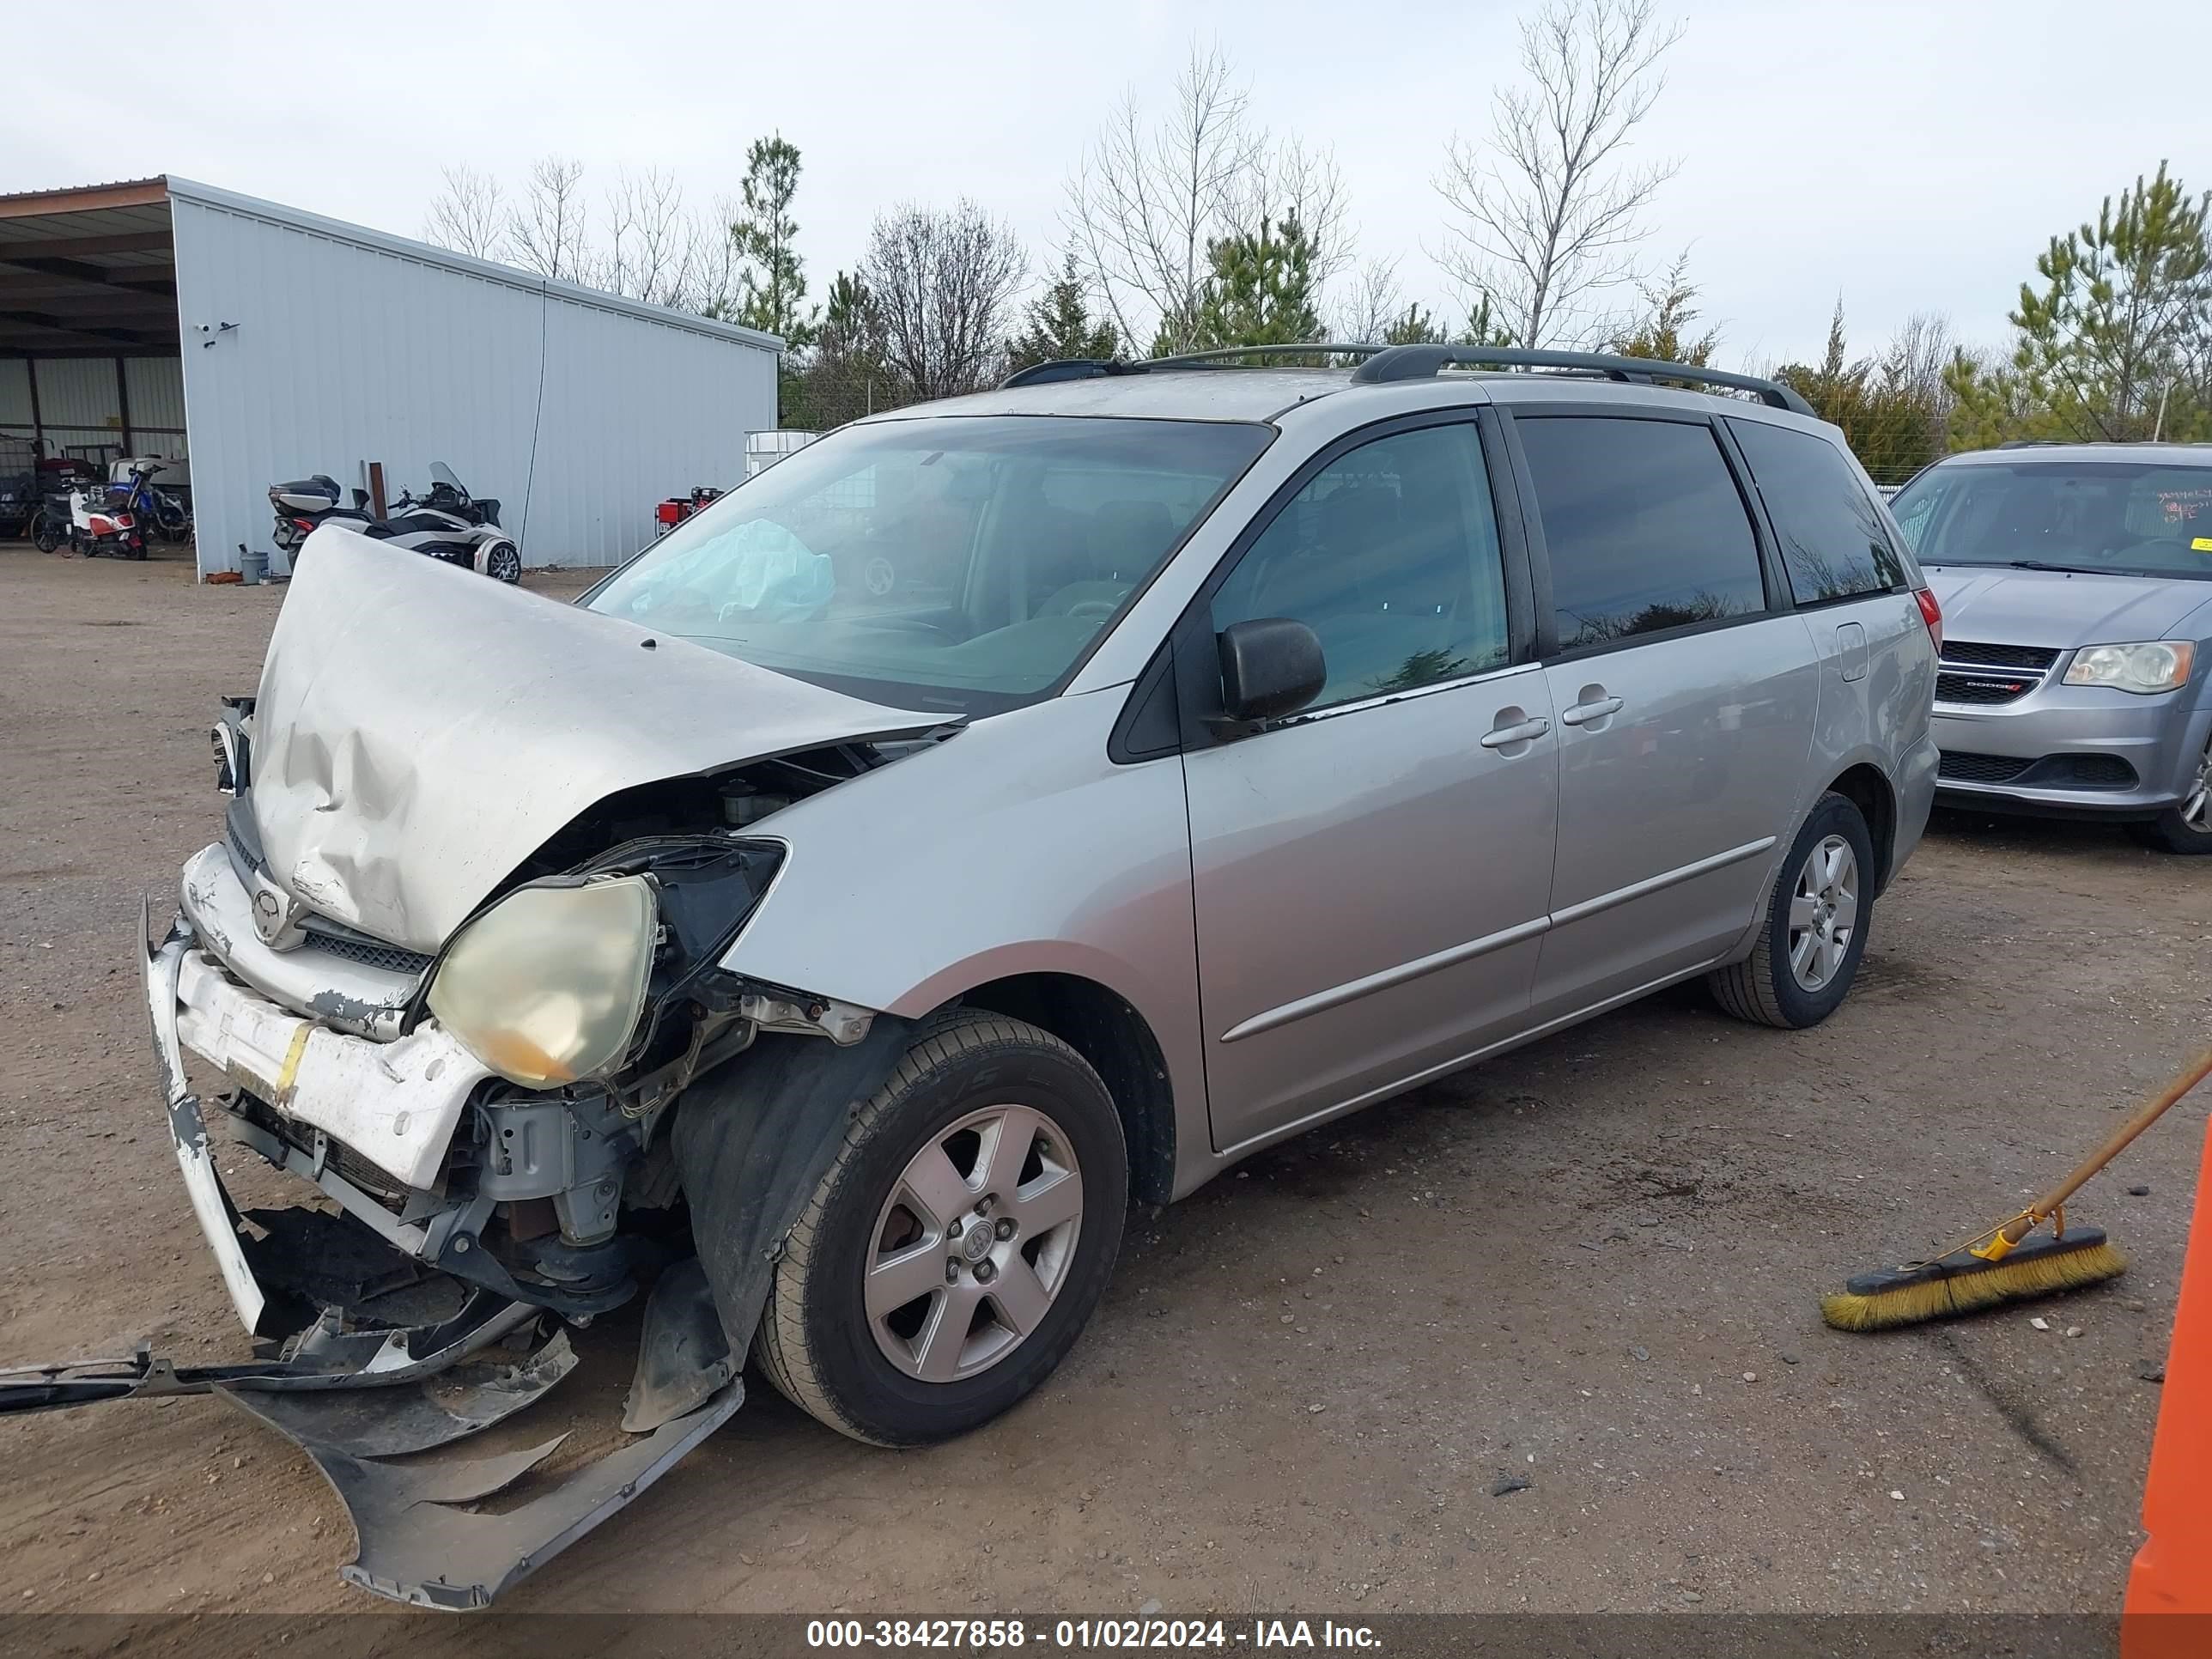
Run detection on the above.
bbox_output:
[1065,599,1121,623]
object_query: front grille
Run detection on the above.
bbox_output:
[1941,641,2060,671]
[301,925,434,978]
[1936,672,2039,705]
[1936,641,2061,708]
[1939,750,2032,784]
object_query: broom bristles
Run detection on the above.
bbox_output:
[1821,1238,2126,1332]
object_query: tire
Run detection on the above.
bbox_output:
[755,1011,1127,1447]
[32,514,63,554]
[484,541,522,584]
[2127,745,2212,854]
[1709,791,1875,1030]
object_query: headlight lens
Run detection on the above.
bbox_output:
[428,876,657,1087]
[2063,640,2196,695]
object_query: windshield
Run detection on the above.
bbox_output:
[1892,460,2212,580]
[430,462,464,492]
[586,415,1270,714]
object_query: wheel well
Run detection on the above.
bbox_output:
[1827,763,1896,893]
[953,973,1176,1206]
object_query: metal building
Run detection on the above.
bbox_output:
[2,177,781,578]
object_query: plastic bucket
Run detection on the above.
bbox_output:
[239,547,269,586]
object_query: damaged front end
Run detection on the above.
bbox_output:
[8,533,947,1607]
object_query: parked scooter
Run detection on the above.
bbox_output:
[67,481,147,559]
[270,463,520,581]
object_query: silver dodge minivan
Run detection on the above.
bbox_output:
[1890,442,2212,851]
[137,345,1939,1603]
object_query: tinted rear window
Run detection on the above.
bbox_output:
[1516,416,1766,649]
[1729,418,1905,603]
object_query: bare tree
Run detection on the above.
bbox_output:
[1332,258,1407,343]
[1226,136,1353,290]
[592,167,701,308]
[1065,44,1354,356]
[690,193,750,320]
[861,201,1026,401]
[422,165,506,260]
[507,155,591,283]
[1434,0,1684,349]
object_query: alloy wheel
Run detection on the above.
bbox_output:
[2182,745,2212,833]
[866,1104,1085,1383]
[1787,833,1859,992]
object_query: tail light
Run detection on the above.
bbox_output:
[294,517,316,534]
[1913,587,1942,654]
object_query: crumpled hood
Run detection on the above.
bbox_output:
[250,526,944,953]
[1925,564,2212,651]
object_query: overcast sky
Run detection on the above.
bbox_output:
[7,0,2204,367]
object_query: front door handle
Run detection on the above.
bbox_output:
[1480,715,1552,749]
[1560,695,1625,726]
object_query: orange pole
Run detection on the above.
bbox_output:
[2122,1112,2212,1656]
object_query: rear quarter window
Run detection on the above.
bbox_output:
[1516,414,1767,650]
[1729,417,1905,604]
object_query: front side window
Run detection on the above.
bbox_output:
[1890,461,2212,580]
[1211,422,1510,712]
[587,416,1270,714]
[1729,417,1906,603]
[1516,416,1766,649]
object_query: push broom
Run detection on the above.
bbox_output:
[1821,1045,2212,1333]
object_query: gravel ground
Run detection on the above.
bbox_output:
[0,545,2207,1620]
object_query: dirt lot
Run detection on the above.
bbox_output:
[1,544,2208,1621]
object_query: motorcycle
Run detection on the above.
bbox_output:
[112,459,191,543]
[270,462,521,582]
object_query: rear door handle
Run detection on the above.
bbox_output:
[1480,716,1552,749]
[1559,696,1624,726]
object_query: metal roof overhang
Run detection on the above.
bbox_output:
[0,179,179,356]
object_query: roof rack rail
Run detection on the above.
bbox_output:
[999,358,1133,388]
[1144,343,1390,369]
[1000,343,1389,389]
[1348,344,1814,416]
[1996,439,2064,449]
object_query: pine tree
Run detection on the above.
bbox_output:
[2008,162,2212,441]
[733,134,816,345]
[1175,215,1326,355]
[1007,256,1121,370]
[1610,253,1719,365]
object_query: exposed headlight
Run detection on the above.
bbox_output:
[428,876,657,1088]
[2063,640,2196,695]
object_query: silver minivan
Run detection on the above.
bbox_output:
[137,346,1938,1602]
[1890,442,2212,851]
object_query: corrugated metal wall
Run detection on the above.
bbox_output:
[0,356,188,476]
[169,183,777,577]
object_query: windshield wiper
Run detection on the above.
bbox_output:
[2002,560,2104,575]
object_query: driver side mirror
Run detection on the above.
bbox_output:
[1216,617,1326,726]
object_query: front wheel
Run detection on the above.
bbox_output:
[32,513,64,554]
[754,1012,1127,1446]
[483,541,522,583]
[1709,791,1875,1029]
[2128,744,2212,854]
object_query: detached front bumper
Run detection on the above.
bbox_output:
[127,902,744,1612]
[141,903,493,1337]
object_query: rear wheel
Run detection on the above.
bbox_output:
[1710,791,1875,1029]
[755,1012,1127,1446]
[31,512,63,553]
[2127,744,2212,854]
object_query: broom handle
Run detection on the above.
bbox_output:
[2004,1045,2212,1243]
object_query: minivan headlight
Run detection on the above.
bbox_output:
[2063,641,2195,695]
[428,876,657,1088]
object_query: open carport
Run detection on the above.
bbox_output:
[2,176,781,578]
